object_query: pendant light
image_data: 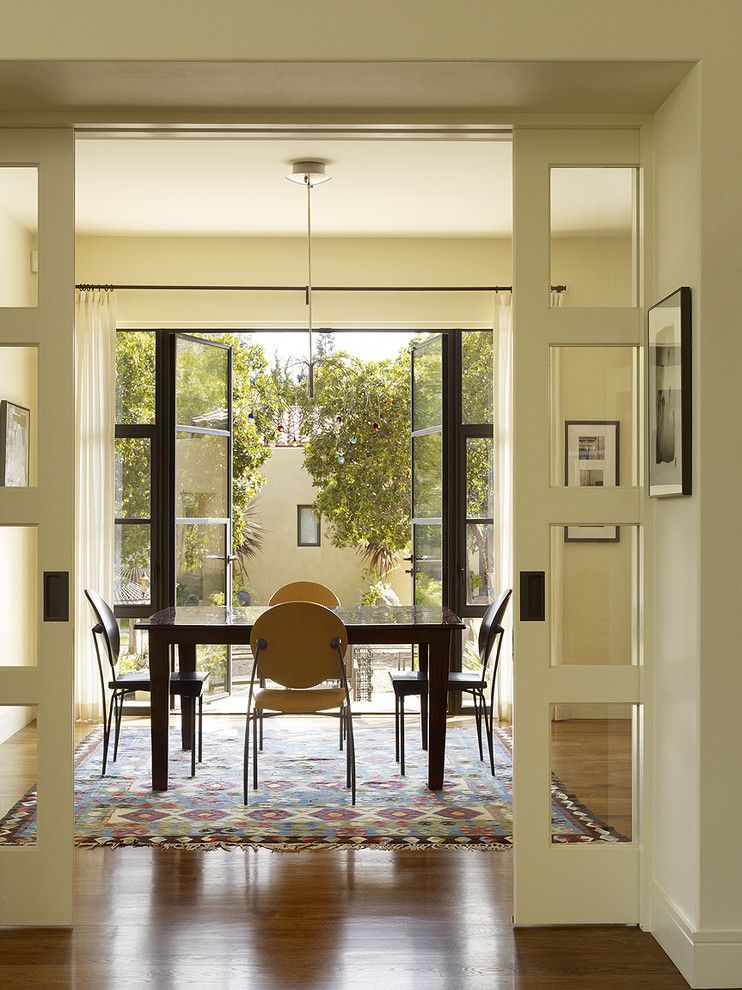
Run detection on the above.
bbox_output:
[286,160,332,397]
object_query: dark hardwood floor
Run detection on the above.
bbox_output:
[0,716,687,988]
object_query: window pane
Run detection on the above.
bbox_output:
[197,645,228,696]
[414,560,442,607]
[115,332,155,425]
[115,438,151,518]
[298,506,320,546]
[114,524,151,607]
[550,167,636,307]
[550,524,639,666]
[175,523,226,606]
[0,705,38,845]
[466,523,496,606]
[550,345,639,488]
[175,336,229,427]
[412,336,442,431]
[414,523,441,562]
[176,431,228,519]
[0,167,37,308]
[551,703,635,843]
[412,432,442,519]
[462,617,483,672]
[117,619,149,674]
[466,437,494,518]
[0,526,37,667]
[462,331,493,424]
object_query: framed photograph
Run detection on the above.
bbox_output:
[564,420,620,543]
[648,286,692,497]
[0,400,30,487]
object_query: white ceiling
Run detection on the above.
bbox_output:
[72,137,634,239]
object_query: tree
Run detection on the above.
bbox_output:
[300,349,412,574]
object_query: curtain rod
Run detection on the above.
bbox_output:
[75,283,567,293]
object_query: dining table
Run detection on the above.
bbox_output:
[135,604,465,792]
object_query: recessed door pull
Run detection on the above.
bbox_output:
[519,571,545,622]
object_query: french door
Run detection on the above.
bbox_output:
[0,129,75,923]
[512,128,646,923]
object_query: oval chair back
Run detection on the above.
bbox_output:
[268,581,340,608]
[85,588,120,679]
[478,588,513,682]
[250,601,348,689]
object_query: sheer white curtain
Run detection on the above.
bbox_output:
[493,290,514,722]
[75,289,117,722]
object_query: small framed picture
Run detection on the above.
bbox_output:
[648,287,692,497]
[564,420,620,543]
[0,400,30,487]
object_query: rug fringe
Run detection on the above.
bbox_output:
[74,837,513,852]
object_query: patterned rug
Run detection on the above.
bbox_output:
[0,718,628,850]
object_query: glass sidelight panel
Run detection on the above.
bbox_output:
[175,522,227,606]
[412,335,442,431]
[115,438,151,518]
[551,703,635,843]
[466,437,494,517]
[0,167,38,308]
[550,345,639,488]
[414,560,442,606]
[114,524,151,607]
[0,345,38,486]
[115,331,155,425]
[550,167,637,307]
[466,523,496,606]
[462,330,493,424]
[175,431,228,519]
[0,706,38,845]
[550,525,639,666]
[175,336,229,427]
[0,526,37,667]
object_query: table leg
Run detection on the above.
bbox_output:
[419,643,429,751]
[149,632,171,791]
[178,643,196,750]
[427,632,451,790]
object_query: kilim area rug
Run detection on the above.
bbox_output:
[0,718,628,850]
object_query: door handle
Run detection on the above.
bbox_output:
[519,571,545,622]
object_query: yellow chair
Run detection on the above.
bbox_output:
[268,581,340,607]
[244,601,356,804]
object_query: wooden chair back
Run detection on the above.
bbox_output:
[250,602,348,689]
[479,588,512,681]
[268,581,340,607]
[85,588,120,677]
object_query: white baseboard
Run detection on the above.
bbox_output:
[0,705,35,745]
[651,883,742,988]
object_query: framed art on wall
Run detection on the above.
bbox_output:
[564,420,620,542]
[0,400,30,487]
[648,286,692,497]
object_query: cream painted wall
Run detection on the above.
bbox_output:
[244,446,410,605]
[0,205,35,308]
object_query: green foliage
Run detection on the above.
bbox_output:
[299,350,412,574]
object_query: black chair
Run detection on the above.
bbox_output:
[389,588,512,776]
[85,589,209,778]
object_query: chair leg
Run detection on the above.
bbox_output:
[102,693,116,777]
[482,693,496,776]
[394,695,400,763]
[112,692,125,762]
[345,710,351,789]
[198,693,204,764]
[190,698,196,778]
[252,707,259,790]
[421,689,428,751]
[243,712,250,806]
[399,696,406,777]
[472,692,484,761]
[346,708,357,805]
[259,711,264,752]
[339,705,344,751]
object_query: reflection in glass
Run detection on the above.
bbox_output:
[175,523,226,606]
[414,523,441,562]
[549,345,639,488]
[412,432,442,519]
[0,526,37,667]
[466,437,494,518]
[175,432,228,518]
[551,703,634,842]
[0,705,37,843]
[466,523,495,606]
[414,560,442,607]
[0,167,38,308]
[116,332,155,425]
[412,336,442,431]
[550,524,639,666]
[175,336,229,427]
[550,167,637,308]
[114,524,151,606]
[115,438,151,518]
[462,331,493,424]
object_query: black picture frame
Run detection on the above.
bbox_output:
[648,286,692,497]
[564,419,620,543]
[0,400,30,487]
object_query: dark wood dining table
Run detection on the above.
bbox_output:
[136,604,464,792]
